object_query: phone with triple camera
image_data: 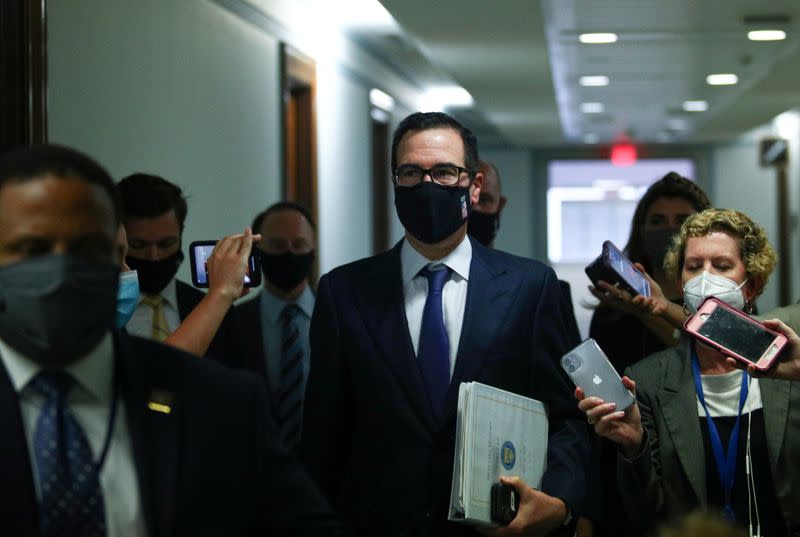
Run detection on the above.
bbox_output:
[189,240,261,288]
[560,339,635,411]
[585,240,651,298]
[684,296,787,372]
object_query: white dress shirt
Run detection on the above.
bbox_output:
[401,236,472,378]
[125,277,181,338]
[0,334,145,537]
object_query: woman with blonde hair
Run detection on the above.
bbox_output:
[579,208,800,535]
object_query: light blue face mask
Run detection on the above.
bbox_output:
[116,270,140,329]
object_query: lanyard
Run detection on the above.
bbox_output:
[691,345,749,521]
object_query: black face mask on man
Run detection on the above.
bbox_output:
[0,255,118,366]
[260,250,315,292]
[125,250,184,294]
[467,210,500,246]
[394,181,472,245]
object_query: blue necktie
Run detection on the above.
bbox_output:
[32,371,107,537]
[278,304,305,447]
[418,265,452,418]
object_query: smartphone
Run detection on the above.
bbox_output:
[560,339,635,410]
[189,240,261,288]
[490,482,519,524]
[585,240,651,298]
[684,296,787,371]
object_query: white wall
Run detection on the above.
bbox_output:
[48,0,282,283]
[47,0,425,281]
[315,65,372,271]
[709,111,800,311]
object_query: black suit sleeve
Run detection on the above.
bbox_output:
[299,273,351,503]
[533,267,591,515]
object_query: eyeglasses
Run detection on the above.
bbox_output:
[392,164,473,187]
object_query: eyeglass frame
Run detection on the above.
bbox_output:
[391,164,476,188]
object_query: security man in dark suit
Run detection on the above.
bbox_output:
[117,173,238,361]
[0,144,344,537]
[236,202,316,449]
[300,112,589,536]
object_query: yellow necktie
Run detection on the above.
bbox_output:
[140,294,170,342]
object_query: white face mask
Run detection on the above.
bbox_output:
[682,271,748,313]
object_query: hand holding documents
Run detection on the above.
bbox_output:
[449,382,548,526]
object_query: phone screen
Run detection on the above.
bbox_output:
[698,306,775,362]
[192,244,252,286]
[606,245,650,297]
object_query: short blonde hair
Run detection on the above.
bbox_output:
[663,208,777,296]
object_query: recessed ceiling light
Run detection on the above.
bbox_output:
[370,88,395,111]
[682,100,709,112]
[747,30,787,41]
[706,73,738,86]
[579,75,610,87]
[579,33,618,44]
[418,86,474,111]
[667,118,689,130]
[583,133,599,144]
[580,102,605,113]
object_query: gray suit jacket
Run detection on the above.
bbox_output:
[617,341,800,534]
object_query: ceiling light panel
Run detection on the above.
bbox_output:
[706,73,738,86]
[580,102,605,113]
[579,33,618,44]
[747,30,787,41]
[579,75,609,86]
[682,100,708,112]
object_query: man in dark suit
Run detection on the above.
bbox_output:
[236,202,316,448]
[117,173,238,362]
[301,112,589,536]
[0,144,343,537]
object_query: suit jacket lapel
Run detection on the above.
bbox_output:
[0,359,38,536]
[443,241,514,421]
[658,345,706,505]
[759,377,790,475]
[117,333,181,537]
[357,243,437,431]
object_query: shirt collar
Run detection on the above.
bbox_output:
[138,277,178,311]
[400,234,472,286]
[0,332,114,403]
[260,285,315,324]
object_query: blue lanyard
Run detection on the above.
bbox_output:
[691,345,749,521]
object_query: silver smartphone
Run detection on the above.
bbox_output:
[560,339,635,411]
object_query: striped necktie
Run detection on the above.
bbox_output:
[140,294,170,342]
[278,303,305,447]
[32,371,107,537]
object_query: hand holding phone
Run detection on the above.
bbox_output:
[490,482,519,524]
[585,241,651,298]
[189,231,262,290]
[561,339,635,411]
[685,296,787,372]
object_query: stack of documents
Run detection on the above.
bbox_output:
[448,382,548,526]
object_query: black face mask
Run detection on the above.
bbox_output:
[467,210,500,246]
[125,250,184,294]
[260,250,314,292]
[394,182,471,245]
[0,255,118,366]
[643,228,679,273]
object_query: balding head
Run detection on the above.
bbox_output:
[474,159,505,215]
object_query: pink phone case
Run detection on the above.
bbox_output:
[684,296,787,371]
